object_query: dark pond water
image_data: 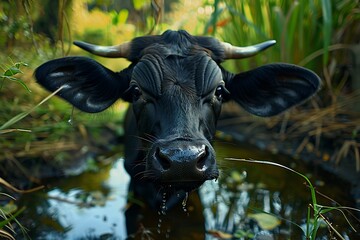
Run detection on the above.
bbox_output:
[15,140,359,239]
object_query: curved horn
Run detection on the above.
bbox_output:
[73,41,131,58]
[221,40,276,59]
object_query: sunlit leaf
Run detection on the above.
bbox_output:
[133,0,148,10]
[118,9,129,24]
[110,10,118,25]
[248,213,281,230]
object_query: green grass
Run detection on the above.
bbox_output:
[208,0,357,66]
[206,0,360,170]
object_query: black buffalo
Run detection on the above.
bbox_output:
[35,30,320,208]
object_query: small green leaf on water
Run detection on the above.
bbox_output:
[230,170,245,183]
[234,229,255,238]
[248,213,281,230]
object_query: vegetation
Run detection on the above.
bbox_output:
[0,0,359,239]
[206,0,360,171]
[225,158,360,240]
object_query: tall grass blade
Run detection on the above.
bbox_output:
[0,229,15,240]
[321,0,332,65]
[0,86,63,131]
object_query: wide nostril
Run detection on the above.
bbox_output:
[156,147,172,170]
[196,145,209,171]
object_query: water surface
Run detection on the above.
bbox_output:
[16,141,358,239]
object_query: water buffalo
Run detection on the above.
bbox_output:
[35,30,320,209]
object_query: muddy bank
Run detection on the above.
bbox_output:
[217,109,360,209]
[1,125,122,190]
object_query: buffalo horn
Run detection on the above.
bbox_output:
[73,41,131,58]
[221,40,276,59]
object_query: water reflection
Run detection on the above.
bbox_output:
[15,141,358,239]
[17,160,130,239]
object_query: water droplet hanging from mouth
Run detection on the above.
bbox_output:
[68,107,75,125]
[157,191,167,234]
[165,228,171,239]
[182,192,189,216]
[157,218,162,234]
[161,191,167,215]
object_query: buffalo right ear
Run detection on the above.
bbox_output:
[35,56,130,113]
[225,63,321,117]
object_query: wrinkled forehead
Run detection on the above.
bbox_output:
[131,47,223,98]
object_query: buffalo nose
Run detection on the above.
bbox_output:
[156,145,208,171]
[149,141,218,183]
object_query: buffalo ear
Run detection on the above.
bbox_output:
[226,63,321,117]
[35,57,130,113]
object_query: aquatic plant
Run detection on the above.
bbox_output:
[226,158,360,239]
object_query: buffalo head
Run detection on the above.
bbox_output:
[35,30,320,194]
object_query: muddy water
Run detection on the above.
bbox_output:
[15,141,359,239]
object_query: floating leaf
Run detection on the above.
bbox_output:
[234,229,255,238]
[230,170,246,183]
[248,213,281,230]
[90,191,106,206]
[207,230,233,239]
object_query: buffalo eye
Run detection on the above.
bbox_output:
[132,86,142,101]
[215,85,224,101]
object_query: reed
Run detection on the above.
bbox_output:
[207,0,360,167]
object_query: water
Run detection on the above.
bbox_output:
[182,192,189,215]
[14,141,359,239]
[16,160,130,239]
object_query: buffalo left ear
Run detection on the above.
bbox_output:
[35,57,130,113]
[225,63,321,117]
